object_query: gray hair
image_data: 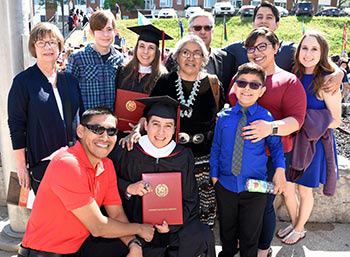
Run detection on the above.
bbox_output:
[188,11,215,29]
[173,34,209,68]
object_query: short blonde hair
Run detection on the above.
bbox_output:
[28,22,64,58]
[89,10,116,32]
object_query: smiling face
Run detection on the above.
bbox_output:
[144,116,175,148]
[253,7,279,31]
[91,18,115,50]
[77,114,117,167]
[188,16,213,50]
[136,40,157,67]
[247,36,278,74]
[35,35,60,64]
[233,73,266,108]
[177,41,203,79]
[298,35,321,74]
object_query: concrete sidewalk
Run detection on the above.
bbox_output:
[0,207,349,257]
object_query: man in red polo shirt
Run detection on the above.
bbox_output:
[18,107,154,257]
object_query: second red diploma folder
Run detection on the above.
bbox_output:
[114,89,148,131]
[142,172,183,225]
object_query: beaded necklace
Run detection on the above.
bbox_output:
[175,73,201,118]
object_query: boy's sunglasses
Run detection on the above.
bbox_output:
[192,25,213,32]
[235,80,263,90]
[82,124,118,136]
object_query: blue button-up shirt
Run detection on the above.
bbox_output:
[66,44,124,111]
[210,102,285,193]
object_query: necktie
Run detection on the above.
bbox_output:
[232,108,247,176]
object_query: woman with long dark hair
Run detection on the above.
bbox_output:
[115,25,171,135]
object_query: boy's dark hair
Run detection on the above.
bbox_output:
[235,62,266,85]
[80,106,117,125]
[253,1,280,23]
[244,27,279,49]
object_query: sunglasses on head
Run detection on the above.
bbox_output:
[82,124,118,136]
[192,25,213,32]
[235,80,263,90]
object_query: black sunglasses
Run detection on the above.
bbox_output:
[235,80,263,90]
[82,124,118,136]
[192,25,213,32]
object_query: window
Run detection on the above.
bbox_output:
[160,0,173,7]
[177,0,182,5]
[204,0,216,9]
[185,0,198,6]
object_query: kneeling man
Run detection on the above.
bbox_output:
[113,96,212,257]
[19,107,154,257]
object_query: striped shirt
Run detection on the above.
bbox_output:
[66,44,124,111]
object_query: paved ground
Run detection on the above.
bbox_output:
[0,209,349,257]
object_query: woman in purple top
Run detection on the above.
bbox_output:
[279,31,341,245]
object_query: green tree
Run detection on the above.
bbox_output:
[104,0,144,11]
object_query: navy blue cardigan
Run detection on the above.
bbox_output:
[8,64,83,168]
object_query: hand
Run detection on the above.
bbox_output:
[211,177,218,186]
[127,243,142,257]
[119,130,141,151]
[242,120,272,143]
[17,167,30,190]
[138,224,155,242]
[155,220,169,233]
[323,71,342,94]
[127,181,153,196]
[272,168,286,195]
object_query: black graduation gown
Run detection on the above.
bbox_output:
[113,143,210,257]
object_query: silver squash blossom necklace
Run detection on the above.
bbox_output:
[175,73,201,118]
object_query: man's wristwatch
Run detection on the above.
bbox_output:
[271,122,278,135]
[127,238,142,248]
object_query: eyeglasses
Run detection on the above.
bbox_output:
[192,25,213,32]
[246,42,272,54]
[35,40,59,48]
[180,49,203,59]
[235,80,264,90]
[82,124,118,136]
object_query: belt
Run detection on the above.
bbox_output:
[18,245,68,257]
[178,131,213,145]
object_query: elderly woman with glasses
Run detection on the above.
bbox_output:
[228,27,307,257]
[8,22,83,194]
[149,34,224,231]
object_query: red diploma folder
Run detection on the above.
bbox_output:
[114,89,148,131]
[142,172,183,225]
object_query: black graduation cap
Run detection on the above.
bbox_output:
[128,24,173,47]
[135,96,189,143]
[128,24,173,60]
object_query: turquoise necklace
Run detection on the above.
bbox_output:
[175,73,201,118]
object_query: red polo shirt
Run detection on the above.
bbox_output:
[22,142,122,254]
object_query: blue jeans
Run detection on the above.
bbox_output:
[258,152,292,250]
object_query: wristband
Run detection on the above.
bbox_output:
[127,238,142,248]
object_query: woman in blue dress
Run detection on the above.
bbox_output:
[280,31,342,245]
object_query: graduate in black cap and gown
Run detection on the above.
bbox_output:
[112,96,214,257]
[114,25,172,137]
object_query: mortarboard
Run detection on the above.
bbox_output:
[135,96,189,143]
[128,24,173,60]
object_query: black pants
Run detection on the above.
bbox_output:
[74,235,128,257]
[215,182,267,257]
[143,218,212,257]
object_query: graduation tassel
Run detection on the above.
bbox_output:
[176,105,181,144]
[161,30,165,61]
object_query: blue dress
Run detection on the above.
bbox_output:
[296,74,338,188]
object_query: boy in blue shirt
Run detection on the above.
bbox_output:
[210,62,286,257]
